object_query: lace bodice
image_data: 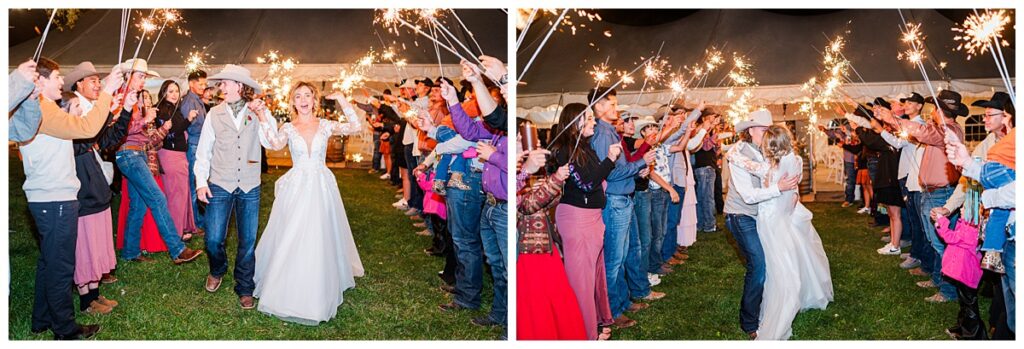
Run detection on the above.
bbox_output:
[759,153,803,217]
[261,109,363,167]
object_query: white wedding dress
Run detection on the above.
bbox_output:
[747,152,834,340]
[253,115,365,326]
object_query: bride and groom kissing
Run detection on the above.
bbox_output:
[724,110,834,340]
[192,64,364,326]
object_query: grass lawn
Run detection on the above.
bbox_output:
[8,158,502,340]
[613,202,991,340]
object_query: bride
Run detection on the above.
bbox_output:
[729,125,833,340]
[252,81,365,325]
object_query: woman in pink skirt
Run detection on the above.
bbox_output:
[154,80,199,241]
[549,103,618,340]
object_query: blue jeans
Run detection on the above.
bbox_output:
[204,183,261,296]
[662,184,685,261]
[695,166,717,231]
[1002,237,1015,331]
[116,150,185,260]
[624,194,651,301]
[904,184,934,273]
[371,132,382,172]
[603,193,635,318]
[480,201,507,326]
[844,161,856,203]
[404,146,423,211]
[633,189,653,275]
[447,171,484,309]
[187,143,205,232]
[725,214,766,334]
[28,200,79,336]
[648,188,670,273]
[918,186,957,300]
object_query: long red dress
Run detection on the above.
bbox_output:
[116,177,169,253]
[516,175,587,340]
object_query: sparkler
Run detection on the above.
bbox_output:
[953,9,1015,102]
[118,9,130,64]
[332,50,377,95]
[897,10,947,137]
[256,50,299,114]
[588,62,611,85]
[184,49,212,74]
[146,9,182,61]
[633,41,668,104]
[33,9,58,62]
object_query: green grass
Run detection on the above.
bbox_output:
[614,203,987,340]
[8,158,502,340]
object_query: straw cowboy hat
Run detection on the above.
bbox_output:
[208,64,262,94]
[63,61,106,92]
[633,115,659,133]
[116,58,161,78]
[735,109,774,132]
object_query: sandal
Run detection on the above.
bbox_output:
[598,327,612,340]
[181,232,193,242]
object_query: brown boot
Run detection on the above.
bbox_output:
[205,275,223,293]
[100,273,118,284]
[239,296,256,310]
[612,315,637,329]
[96,295,118,308]
[173,248,204,265]
[626,302,649,313]
[84,300,112,315]
[667,257,685,266]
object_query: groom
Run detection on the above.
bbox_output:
[723,110,799,339]
[193,65,277,309]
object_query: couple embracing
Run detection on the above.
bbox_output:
[724,110,834,340]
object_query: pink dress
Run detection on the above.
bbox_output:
[74,208,117,285]
[158,148,197,234]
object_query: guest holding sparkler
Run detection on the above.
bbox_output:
[549,102,617,339]
[155,80,199,241]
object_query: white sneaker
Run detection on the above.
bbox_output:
[392,199,408,210]
[380,173,391,180]
[877,244,900,255]
[857,207,870,214]
[647,273,662,287]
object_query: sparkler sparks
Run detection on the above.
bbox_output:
[184,49,212,74]
[257,50,299,114]
[897,22,926,64]
[952,10,1011,60]
[589,62,611,85]
[332,49,378,95]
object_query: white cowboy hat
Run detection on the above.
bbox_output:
[397,78,416,89]
[633,115,659,133]
[63,61,106,92]
[735,109,773,132]
[208,64,262,94]
[116,58,161,78]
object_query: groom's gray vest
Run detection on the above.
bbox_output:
[208,103,262,193]
[723,141,763,217]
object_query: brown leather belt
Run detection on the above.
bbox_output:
[119,145,148,152]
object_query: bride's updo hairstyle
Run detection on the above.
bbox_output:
[762,124,794,168]
[289,81,323,118]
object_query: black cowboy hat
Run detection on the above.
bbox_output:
[971,91,1012,111]
[925,90,970,117]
